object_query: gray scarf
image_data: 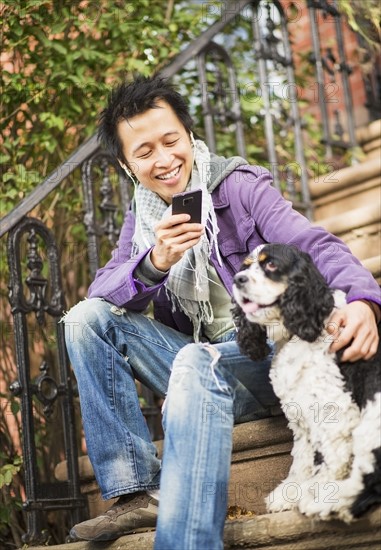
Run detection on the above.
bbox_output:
[132,138,247,340]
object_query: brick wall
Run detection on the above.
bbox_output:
[280,0,371,128]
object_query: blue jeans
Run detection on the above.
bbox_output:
[64,298,280,549]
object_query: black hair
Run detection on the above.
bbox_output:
[98,74,194,165]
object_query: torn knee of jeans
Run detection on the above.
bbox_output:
[59,298,88,323]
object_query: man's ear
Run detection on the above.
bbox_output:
[118,160,133,179]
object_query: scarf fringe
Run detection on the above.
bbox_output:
[166,288,214,342]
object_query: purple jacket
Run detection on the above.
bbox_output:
[89,165,381,335]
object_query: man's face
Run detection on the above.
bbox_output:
[117,100,193,204]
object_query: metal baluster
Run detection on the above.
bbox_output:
[81,152,130,278]
[197,41,247,158]
[7,217,86,544]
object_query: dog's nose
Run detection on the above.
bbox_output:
[233,273,249,288]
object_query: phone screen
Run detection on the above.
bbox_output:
[172,189,202,223]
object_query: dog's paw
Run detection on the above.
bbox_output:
[266,497,295,513]
[298,497,353,523]
[297,479,355,523]
[265,482,300,513]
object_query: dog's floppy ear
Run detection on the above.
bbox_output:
[232,302,270,361]
[279,252,334,342]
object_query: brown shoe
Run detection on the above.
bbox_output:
[70,491,158,541]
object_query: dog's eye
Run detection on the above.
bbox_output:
[265,261,278,272]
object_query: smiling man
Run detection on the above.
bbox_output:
[117,101,193,201]
[117,99,202,272]
[63,75,380,549]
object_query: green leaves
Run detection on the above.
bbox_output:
[1,0,206,213]
[39,112,65,131]
[0,455,22,489]
[338,0,381,53]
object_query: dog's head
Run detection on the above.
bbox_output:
[233,244,287,326]
[232,244,335,358]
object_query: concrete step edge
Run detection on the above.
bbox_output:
[27,507,380,550]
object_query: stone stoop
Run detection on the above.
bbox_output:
[228,416,292,514]
[309,119,381,284]
[53,417,381,548]
[55,416,293,519]
[223,507,381,549]
[28,507,380,550]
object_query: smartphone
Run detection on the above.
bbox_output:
[172,189,202,223]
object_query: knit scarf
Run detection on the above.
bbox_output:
[131,138,247,340]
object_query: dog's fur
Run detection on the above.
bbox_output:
[232,243,381,523]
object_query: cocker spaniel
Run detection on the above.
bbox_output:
[232,243,381,523]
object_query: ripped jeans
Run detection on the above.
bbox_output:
[63,298,280,549]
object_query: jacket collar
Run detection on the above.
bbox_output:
[211,178,230,209]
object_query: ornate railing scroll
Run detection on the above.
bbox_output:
[307,0,358,159]
[188,0,312,217]
[7,217,86,544]
[359,33,381,121]
[81,152,131,279]
[197,41,247,158]
[251,0,311,214]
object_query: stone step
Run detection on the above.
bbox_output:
[313,203,380,236]
[29,507,381,550]
[308,155,381,262]
[356,119,381,148]
[57,413,381,541]
[55,416,293,518]
[311,203,381,281]
[363,255,381,282]
[307,151,380,277]
[228,415,292,514]
[309,156,381,200]
[312,203,381,266]
[312,173,380,220]
[53,417,381,548]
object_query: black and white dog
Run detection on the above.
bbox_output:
[232,243,381,523]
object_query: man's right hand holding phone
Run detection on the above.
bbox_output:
[150,214,204,272]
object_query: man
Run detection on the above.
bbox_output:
[64,75,380,549]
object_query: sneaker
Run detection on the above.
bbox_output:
[70,491,158,541]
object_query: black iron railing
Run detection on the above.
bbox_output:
[307,0,357,158]
[0,0,363,543]
[7,217,85,541]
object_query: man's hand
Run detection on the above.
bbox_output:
[150,214,204,272]
[327,300,379,362]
